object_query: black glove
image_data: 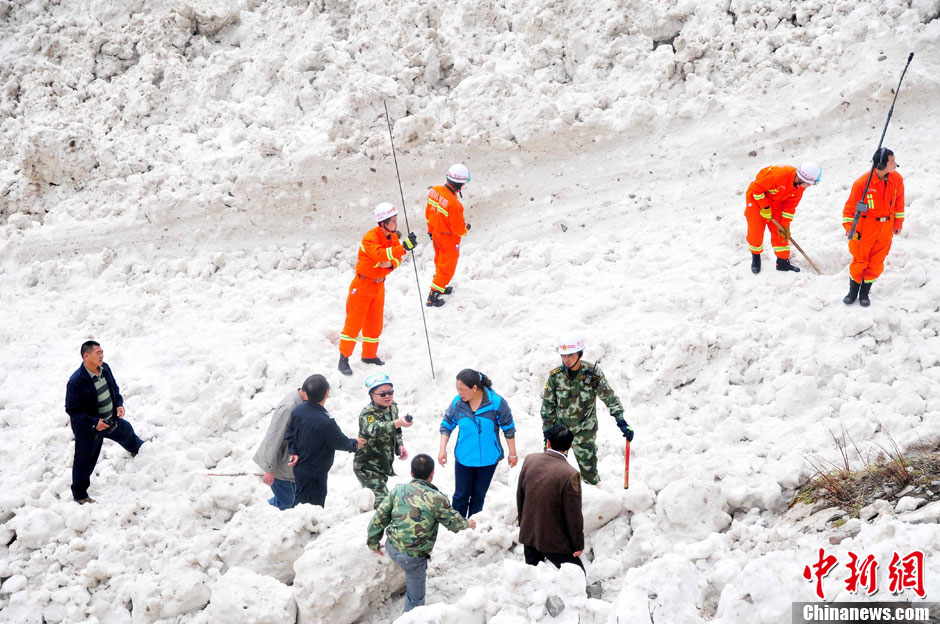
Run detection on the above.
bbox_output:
[465,222,471,231]
[402,232,418,251]
[428,231,433,240]
[616,420,634,442]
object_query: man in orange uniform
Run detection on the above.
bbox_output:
[842,148,905,307]
[425,164,470,307]
[338,203,418,376]
[745,163,821,274]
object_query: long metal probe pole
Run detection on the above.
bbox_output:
[846,52,913,241]
[384,100,436,380]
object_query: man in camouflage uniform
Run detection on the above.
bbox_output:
[368,454,476,613]
[354,373,412,509]
[540,336,634,485]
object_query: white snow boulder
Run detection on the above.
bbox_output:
[655,478,731,540]
[293,513,404,624]
[131,567,211,623]
[206,566,295,623]
[10,507,66,549]
[583,485,624,531]
[614,553,701,624]
[218,506,317,583]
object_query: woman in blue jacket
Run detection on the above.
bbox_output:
[438,369,517,517]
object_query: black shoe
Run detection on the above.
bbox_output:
[426,291,445,307]
[751,253,761,274]
[776,258,800,272]
[859,282,872,307]
[361,357,385,365]
[843,279,860,305]
[338,355,352,376]
[75,497,96,505]
[442,286,454,295]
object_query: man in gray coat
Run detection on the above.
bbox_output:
[516,423,584,572]
[253,386,306,509]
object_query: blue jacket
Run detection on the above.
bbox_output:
[285,402,358,476]
[440,388,515,467]
[65,363,122,435]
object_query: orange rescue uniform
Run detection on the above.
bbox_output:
[842,171,904,284]
[426,184,467,294]
[339,226,408,359]
[745,165,806,259]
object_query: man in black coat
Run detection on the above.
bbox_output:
[286,374,364,507]
[65,341,144,504]
[516,423,584,571]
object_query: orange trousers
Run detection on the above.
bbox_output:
[745,202,791,259]
[339,276,385,358]
[431,237,460,293]
[849,218,894,283]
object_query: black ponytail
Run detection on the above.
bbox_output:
[456,368,492,391]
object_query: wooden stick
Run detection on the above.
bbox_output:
[202,472,262,477]
[770,217,822,275]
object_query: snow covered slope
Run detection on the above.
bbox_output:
[1,0,939,622]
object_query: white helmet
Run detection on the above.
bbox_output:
[556,336,585,355]
[795,163,822,185]
[446,164,470,185]
[374,202,398,223]
[365,372,393,392]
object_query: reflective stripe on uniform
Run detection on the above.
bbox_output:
[753,193,766,200]
[760,209,771,219]
[895,212,904,219]
[781,212,794,220]
[748,244,763,253]
[843,217,854,223]
[768,189,778,194]
[431,282,446,293]
[773,245,790,253]
[340,334,358,343]
[361,336,379,344]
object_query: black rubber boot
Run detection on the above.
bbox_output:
[426,290,445,307]
[776,258,800,272]
[843,279,860,305]
[442,286,454,295]
[751,253,761,274]
[338,355,352,376]
[859,282,872,307]
[362,357,385,365]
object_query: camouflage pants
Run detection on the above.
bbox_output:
[354,466,389,509]
[571,431,599,485]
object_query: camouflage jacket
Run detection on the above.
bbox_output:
[354,401,403,477]
[367,479,470,558]
[540,360,624,435]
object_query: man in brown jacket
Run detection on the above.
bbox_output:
[516,424,584,572]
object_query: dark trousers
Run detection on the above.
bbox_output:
[294,471,328,507]
[524,545,585,572]
[71,419,143,500]
[452,460,497,518]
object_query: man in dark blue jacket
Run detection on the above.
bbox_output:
[65,341,144,503]
[286,374,364,507]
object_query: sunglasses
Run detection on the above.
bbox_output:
[373,390,395,397]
